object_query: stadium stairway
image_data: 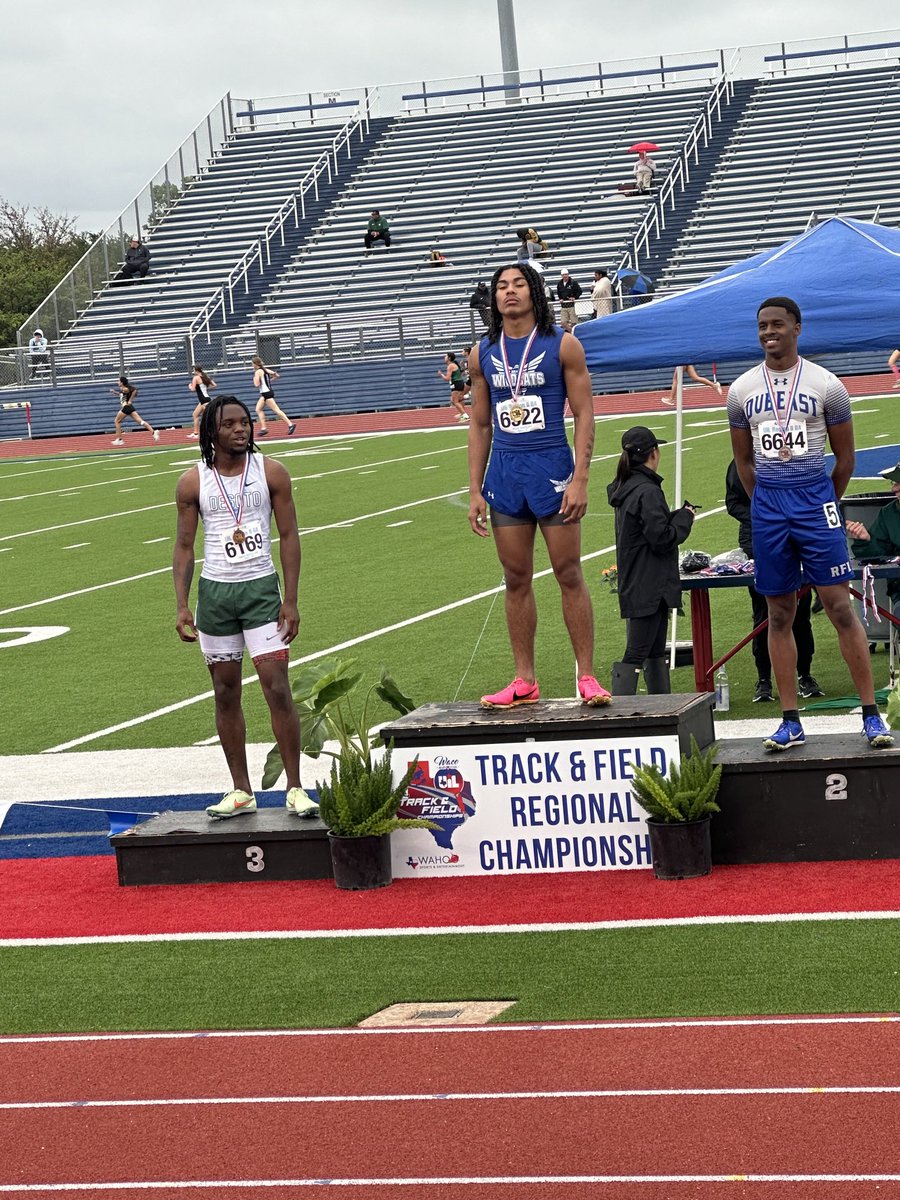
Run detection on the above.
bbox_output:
[54,117,391,354]
[655,63,900,291]
[640,78,758,287]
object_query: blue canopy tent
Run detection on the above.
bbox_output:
[575,217,900,371]
[574,216,900,667]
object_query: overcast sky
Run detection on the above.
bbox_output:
[3,0,899,232]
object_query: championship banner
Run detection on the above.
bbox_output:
[391,733,679,877]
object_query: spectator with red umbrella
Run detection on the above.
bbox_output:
[630,140,658,193]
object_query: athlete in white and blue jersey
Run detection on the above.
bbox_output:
[729,297,892,750]
[467,263,610,710]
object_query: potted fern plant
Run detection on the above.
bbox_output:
[262,658,437,890]
[628,736,722,880]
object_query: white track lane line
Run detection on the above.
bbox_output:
[2,902,898,949]
[1,1015,898,1047]
[1,1173,900,1191]
[4,1084,900,1111]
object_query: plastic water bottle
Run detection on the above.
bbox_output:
[714,666,730,713]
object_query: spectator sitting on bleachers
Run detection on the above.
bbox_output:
[28,329,49,380]
[121,238,151,281]
[633,151,656,194]
[364,210,391,252]
[427,248,451,266]
[516,227,549,260]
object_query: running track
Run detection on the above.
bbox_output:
[0,372,891,462]
[2,1016,899,1197]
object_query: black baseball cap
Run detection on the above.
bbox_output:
[622,426,667,454]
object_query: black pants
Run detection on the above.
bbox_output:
[750,586,814,679]
[364,231,391,249]
[623,603,669,664]
[120,264,149,281]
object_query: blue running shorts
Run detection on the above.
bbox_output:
[751,476,852,595]
[482,446,574,521]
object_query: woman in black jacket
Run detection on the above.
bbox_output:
[606,426,695,694]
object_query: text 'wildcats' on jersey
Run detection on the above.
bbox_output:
[479,328,569,452]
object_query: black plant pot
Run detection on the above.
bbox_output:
[328,833,393,891]
[647,816,712,880]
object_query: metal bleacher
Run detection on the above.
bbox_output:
[64,122,374,345]
[657,62,900,291]
[245,88,711,341]
[10,37,900,438]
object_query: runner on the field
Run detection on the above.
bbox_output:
[111,377,158,445]
[251,357,295,437]
[186,366,217,440]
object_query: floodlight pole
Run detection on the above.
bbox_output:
[497,0,521,104]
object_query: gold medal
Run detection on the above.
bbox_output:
[778,447,792,462]
[233,528,246,545]
[510,405,524,425]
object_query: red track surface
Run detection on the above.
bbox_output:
[1,1018,899,1196]
[4,856,900,941]
[0,373,891,462]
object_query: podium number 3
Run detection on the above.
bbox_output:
[246,845,265,872]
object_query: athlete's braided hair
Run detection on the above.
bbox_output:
[485,263,556,343]
[199,395,256,469]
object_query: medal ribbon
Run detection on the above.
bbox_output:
[762,358,803,440]
[211,458,251,529]
[499,326,539,401]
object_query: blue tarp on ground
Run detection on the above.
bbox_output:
[576,217,900,370]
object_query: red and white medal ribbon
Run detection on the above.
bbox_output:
[762,357,803,442]
[211,457,251,531]
[499,326,539,401]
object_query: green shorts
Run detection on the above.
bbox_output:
[196,574,282,636]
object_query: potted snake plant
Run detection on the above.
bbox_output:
[628,736,722,880]
[262,658,437,889]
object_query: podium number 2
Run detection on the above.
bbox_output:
[246,845,265,872]
[825,773,848,801]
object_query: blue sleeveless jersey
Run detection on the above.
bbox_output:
[479,327,569,452]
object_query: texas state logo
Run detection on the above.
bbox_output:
[399,758,477,850]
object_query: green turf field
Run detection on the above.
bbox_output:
[2,402,895,757]
[4,920,900,1033]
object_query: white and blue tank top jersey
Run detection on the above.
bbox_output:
[727,358,852,488]
[479,327,569,452]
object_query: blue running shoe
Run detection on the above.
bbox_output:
[863,715,894,748]
[762,719,805,752]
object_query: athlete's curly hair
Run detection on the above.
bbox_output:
[199,395,256,469]
[485,262,556,343]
